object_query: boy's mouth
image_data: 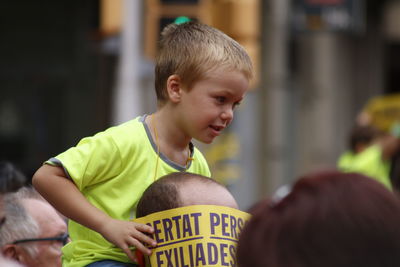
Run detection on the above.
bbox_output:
[210,125,224,132]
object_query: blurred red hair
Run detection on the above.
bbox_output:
[237,170,400,267]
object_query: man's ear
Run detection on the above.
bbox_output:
[2,244,18,260]
[166,74,182,103]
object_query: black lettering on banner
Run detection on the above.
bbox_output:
[149,213,202,244]
[179,246,189,267]
[154,220,163,243]
[207,243,218,265]
[149,210,247,266]
[230,215,237,239]
[221,214,229,237]
[173,247,179,266]
[163,218,173,242]
[188,244,195,267]
[238,218,244,233]
[171,216,182,239]
[191,213,201,235]
[196,243,206,265]
[210,213,246,238]
[210,213,220,235]
[155,242,239,267]
[220,243,229,266]
[183,214,193,238]
[166,249,173,267]
[229,244,237,267]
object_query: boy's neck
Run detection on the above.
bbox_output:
[147,111,192,166]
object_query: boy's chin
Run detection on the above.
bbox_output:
[195,137,215,144]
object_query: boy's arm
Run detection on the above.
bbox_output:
[32,164,156,261]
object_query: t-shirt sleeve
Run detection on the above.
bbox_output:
[48,131,123,191]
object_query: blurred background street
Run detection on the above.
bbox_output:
[1,0,399,209]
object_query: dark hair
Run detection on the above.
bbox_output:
[0,161,27,194]
[349,125,378,152]
[136,172,222,218]
[237,170,400,267]
[136,177,180,218]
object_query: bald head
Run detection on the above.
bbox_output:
[178,179,238,208]
[136,172,238,218]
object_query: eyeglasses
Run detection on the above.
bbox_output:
[12,233,69,246]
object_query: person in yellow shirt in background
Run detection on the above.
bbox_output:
[338,122,400,191]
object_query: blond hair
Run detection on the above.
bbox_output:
[155,21,253,104]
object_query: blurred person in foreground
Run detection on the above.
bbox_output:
[0,187,68,267]
[237,170,400,267]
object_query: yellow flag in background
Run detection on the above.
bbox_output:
[363,93,400,133]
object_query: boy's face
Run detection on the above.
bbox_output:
[178,69,249,144]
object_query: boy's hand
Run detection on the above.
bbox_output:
[99,218,156,262]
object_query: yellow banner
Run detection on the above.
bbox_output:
[134,205,250,267]
[363,93,400,132]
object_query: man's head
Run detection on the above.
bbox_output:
[136,172,238,218]
[0,188,67,267]
[0,162,27,195]
[154,21,253,106]
[237,170,400,267]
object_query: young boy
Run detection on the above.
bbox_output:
[32,21,253,267]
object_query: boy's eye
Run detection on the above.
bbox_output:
[215,96,226,103]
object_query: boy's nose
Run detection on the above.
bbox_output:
[221,108,233,122]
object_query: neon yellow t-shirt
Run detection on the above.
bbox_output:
[337,144,392,190]
[47,115,211,267]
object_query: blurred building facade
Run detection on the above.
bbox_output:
[1,0,399,209]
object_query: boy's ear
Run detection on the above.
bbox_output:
[166,74,182,103]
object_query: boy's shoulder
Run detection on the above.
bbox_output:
[91,115,147,147]
[101,116,144,135]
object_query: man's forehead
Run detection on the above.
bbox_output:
[178,180,238,209]
[22,199,58,222]
[178,179,211,193]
